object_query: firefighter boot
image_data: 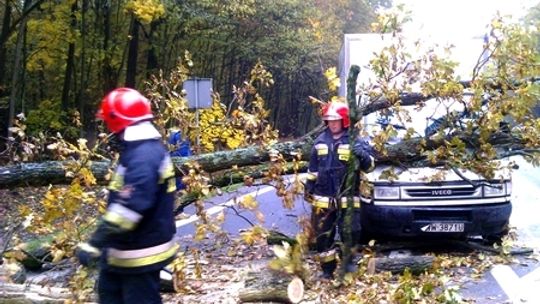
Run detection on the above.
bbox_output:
[320,260,337,279]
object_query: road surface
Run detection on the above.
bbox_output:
[175,156,540,303]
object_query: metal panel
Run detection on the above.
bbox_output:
[183,78,213,109]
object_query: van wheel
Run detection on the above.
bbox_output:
[483,227,510,245]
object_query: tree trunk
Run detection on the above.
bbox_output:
[78,0,88,137]
[7,0,31,136]
[100,0,116,93]
[0,0,46,98]
[0,130,528,189]
[145,21,159,78]
[0,0,12,97]
[338,65,362,280]
[239,271,304,304]
[61,1,78,112]
[208,161,307,187]
[367,255,435,275]
[0,160,110,188]
[0,140,312,188]
[125,16,140,88]
[0,282,73,303]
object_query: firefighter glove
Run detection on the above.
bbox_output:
[75,242,101,267]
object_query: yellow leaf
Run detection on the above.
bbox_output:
[51,249,65,263]
[201,186,210,196]
[240,195,258,210]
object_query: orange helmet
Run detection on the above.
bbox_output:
[97,88,154,133]
[321,102,349,128]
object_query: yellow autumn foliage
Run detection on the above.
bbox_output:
[125,0,165,24]
[324,67,341,93]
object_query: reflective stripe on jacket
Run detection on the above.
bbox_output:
[306,129,351,197]
[101,123,178,273]
[310,194,361,209]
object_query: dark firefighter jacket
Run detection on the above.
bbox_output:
[90,122,178,274]
[305,128,374,198]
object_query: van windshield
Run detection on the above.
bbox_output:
[362,97,468,142]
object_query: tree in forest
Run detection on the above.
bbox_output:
[1,0,378,139]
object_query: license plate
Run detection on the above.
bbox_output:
[421,222,465,233]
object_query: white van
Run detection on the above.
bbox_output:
[339,34,512,241]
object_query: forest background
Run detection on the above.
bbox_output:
[0,0,394,154]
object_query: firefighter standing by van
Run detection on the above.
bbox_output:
[76,88,179,303]
[305,101,374,279]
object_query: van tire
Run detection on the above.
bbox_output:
[483,226,510,245]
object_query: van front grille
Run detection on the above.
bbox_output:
[403,186,480,199]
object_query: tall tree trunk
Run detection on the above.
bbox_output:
[337,65,361,281]
[61,1,78,112]
[79,0,88,137]
[7,0,31,136]
[125,16,140,88]
[100,0,115,93]
[0,0,45,99]
[0,0,12,97]
[145,21,159,78]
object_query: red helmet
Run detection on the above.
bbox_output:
[97,88,154,133]
[321,102,349,128]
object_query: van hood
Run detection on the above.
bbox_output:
[365,164,512,184]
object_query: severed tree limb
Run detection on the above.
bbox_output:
[367,255,435,275]
[239,271,304,304]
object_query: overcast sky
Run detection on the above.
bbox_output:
[394,0,539,42]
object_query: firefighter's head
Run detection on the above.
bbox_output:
[97,88,154,133]
[322,102,349,134]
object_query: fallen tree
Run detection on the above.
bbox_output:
[0,127,534,189]
[0,140,311,189]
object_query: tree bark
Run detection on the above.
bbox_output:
[0,161,110,188]
[125,16,140,88]
[339,64,361,280]
[208,161,308,188]
[61,1,78,112]
[0,140,312,188]
[0,0,12,97]
[7,0,31,137]
[0,282,73,303]
[0,130,531,189]
[239,271,304,304]
[367,255,435,275]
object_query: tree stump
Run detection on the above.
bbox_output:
[367,255,435,275]
[239,271,304,303]
[0,282,73,303]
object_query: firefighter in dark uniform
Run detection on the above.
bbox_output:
[76,88,179,303]
[304,101,374,279]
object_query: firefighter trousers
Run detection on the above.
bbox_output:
[97,268,162,304]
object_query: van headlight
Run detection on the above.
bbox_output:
[483,183,506,197]
[373,186,400,199]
